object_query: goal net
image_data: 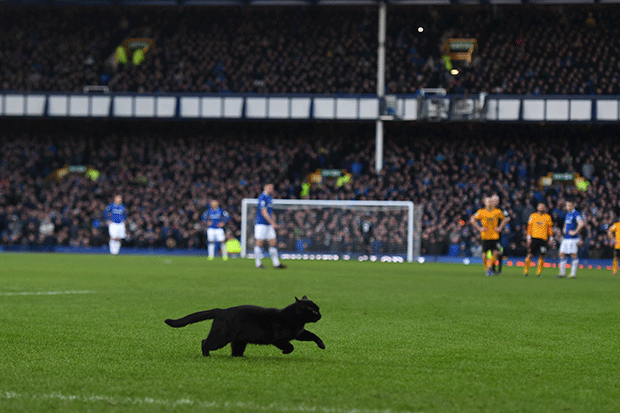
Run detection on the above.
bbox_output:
[241,199,421,262]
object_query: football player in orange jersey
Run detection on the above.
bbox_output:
[524,203,555,277]
[470,195,510,276]
[607,219,620,275]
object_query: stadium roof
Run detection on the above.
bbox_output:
[2,0,617,5]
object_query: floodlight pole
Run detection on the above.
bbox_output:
[375,1,387,173]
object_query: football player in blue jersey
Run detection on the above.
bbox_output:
[202,200,230,261]
[103,195,127,255]
[254,183,286,269]
[557,198,585,278]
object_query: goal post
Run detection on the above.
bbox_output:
[241,199,420,262]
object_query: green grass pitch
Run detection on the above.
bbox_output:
[1,253,619,413]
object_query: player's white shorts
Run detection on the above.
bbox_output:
[254,224,276,240]
[559,238,579,255]
[207,228,226,243]
[108,222,127,240]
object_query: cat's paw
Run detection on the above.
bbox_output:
[317,340,326,349]
[282,347,294,354]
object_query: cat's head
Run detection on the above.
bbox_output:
[295,295,322,323]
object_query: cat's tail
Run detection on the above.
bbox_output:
[164,309,222,328]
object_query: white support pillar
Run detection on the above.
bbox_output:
[375,1,387,174]
[377,1,386,98]
[375,119,384,173]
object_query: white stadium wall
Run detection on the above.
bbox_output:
[2,92,620,122]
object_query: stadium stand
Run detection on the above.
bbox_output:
[0,7,126,92]
[2,5,620,95]
[2,3,620,261]
[0,120,618,259]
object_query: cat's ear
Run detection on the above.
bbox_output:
[295,296,300,302]
[302,295,308,300]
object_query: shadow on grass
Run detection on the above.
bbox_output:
[178,352,328,364]
[169,348,417,371]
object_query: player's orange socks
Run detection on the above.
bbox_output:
[487,256,494,271]
[524,257,531,274]
[537,258,544,276]
[489,254,497,271]
[613,258,618,275]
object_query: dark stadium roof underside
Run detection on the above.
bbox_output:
[3,0,617,5]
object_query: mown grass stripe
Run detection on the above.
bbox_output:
[0,290,96,296]
[0,391,413,413]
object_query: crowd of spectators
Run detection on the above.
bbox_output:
[0,7,125,92]
[3,5,620,95]
[1,120,619,260]
[443,7,620,95]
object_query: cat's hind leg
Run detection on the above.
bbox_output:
[230,341,248,357]
[273,340,294,354]
[201,332,230,357]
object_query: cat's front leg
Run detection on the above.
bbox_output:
[296,330,325,349]
[273,340,294,354]
[231,341,248,357]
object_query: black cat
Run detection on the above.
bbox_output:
[165,296,325,357]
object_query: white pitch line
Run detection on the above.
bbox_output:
[0,391,415,413]
[0,290,96,297]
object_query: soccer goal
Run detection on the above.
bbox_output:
[241,199,420,262]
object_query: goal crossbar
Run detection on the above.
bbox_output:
[241,199,415,262]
